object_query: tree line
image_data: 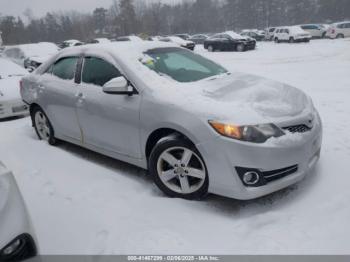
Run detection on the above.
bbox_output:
[1,0,349,45]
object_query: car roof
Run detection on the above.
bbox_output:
[57,41,179,60]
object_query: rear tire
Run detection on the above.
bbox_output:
[289,37,295,43]
[149,136,209,200]
[336,34,344,39]
[32,107,57,145]
[274,37,279,43]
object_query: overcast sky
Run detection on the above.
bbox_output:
[0,0,180,17]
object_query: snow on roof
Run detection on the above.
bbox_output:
[224,31,245,39]
[0,58,28,77]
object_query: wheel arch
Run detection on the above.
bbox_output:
[145,127,196,160]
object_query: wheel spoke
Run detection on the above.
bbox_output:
[179,176,191,194]
[187,168,205,179]
[181,149,192,167]
[161,152,178,167]
[161,170,177,182]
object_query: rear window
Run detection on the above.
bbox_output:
[52,57,78,80]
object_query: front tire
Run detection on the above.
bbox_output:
[32,107,56,145]
[274,37,279,43]
[236,44,245,52]
[336,34,344,39]
[149,136,209,200]
[289,37,295,43]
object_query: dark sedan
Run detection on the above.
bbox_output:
[204,31,256,52]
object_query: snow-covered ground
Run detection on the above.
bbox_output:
[1,39,350,255]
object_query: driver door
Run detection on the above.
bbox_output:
[76,56,142,159]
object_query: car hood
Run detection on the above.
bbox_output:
[154,72,312,125]
[0,77,22,101]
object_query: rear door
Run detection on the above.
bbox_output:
[38,56,82,141]
[76,56,142,158]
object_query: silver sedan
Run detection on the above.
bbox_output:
[20,42,322,200]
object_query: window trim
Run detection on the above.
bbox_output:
[79,55,139,94]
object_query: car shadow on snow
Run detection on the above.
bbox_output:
[54,139,320,216]
[0,115,28,122]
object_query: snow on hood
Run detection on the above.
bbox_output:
[150,72,311,125]
[167,36,194,45]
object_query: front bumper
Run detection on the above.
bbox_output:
[0,99,29,119]
[197,115,322,200]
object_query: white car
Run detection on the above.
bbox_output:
[60,39,84,49]
[265,27,277,41]
[2,42,59,70]
[0,58,29,119]
[299,24,327,38]
[0,161,38,261]
[274,26,312,43]
[326,21,350,39]
[159,36,195,50]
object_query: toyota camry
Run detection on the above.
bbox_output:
[20,42,322,200]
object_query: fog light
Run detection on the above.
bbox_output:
[2,239,21,256]
[243,171,260,185]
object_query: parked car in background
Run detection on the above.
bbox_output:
[204,31,256,52]
[175,34,191,40]
[116,35,143,42]
[299,24,326,38]
[88,38,111,44]
[0,161,38,261]
[265,27,277,40]
[159,36,195,50]
[2,42,59,71]
[59,39,84,49]
[0,58,29,119]
[21,41,322,200]
[241,29,265,41]
[188,34,208,44]
[274,26,312,43]
[326,21,350,39]
[0,31,2,47]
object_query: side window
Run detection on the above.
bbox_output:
[82,57,122,87]
[345,23,350,28]
[52,57,78,80]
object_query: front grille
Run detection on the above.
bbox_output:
[262,165,298,183]
[283,124,311,134]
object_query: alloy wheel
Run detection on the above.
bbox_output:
[156,147,206,194]
[34,111,51,141]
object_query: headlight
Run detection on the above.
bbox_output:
[209,121,284,143]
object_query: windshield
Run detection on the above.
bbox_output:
[142,48,228,83]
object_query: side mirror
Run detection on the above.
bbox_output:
[103,76,134,95]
